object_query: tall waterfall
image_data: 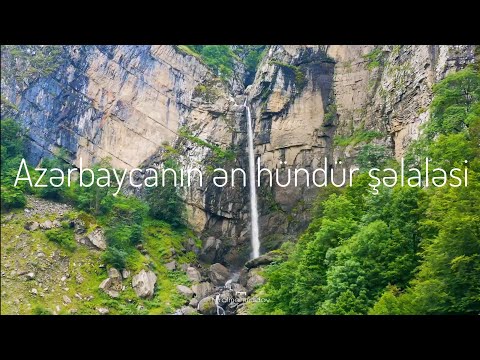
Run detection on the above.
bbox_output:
[245,102,260,259]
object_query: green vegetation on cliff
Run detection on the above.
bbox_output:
[250,66,480,315]
[176,45,266,82]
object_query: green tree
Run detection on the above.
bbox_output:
[425,65,480,137]
[1,118,27,209]
[145,159,185,228]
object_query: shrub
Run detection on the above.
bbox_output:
[102,246,128,269]
[45,228,76,251]
[145,159,186,228]
[356,144,390,169]
[32,306,53,315]
[1,185,26,210]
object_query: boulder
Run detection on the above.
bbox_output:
[106,290,120,298]
[238,267,249,287]
[73,219,86,234]
[181,306,198,315]
[165,261,176,271]
[86,228,106,250]
[180,263,190,272]
[76,274,84,284]
[199,237,222,263]
[99,278,112,291]
[197,296,216,315]
[24,221,39,231]
[192,282,214,301]
[52,220,61,228]
[245,252,281,269]
[232,283,247,297]
[63,295,71,304]
[132,270,157,299]
[40,220,53,230]
[99,268,123,298]
[185,238,199,254]
[246,269,265,293]
[108,268,122,283]
[208,263,230,286]
[218,290,235,308]
[189,297,199,308]
[122,269,130,279]
[97,307,109,315]
[26,272,35,281]
[186,267,202,283]
[176,285,194,299]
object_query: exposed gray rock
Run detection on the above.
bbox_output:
[232,283,247,296]
[31,288,38,295]
[52,220,61,228]
[246,269,265,294]
[199,237,222,263]
[99,278,112,291]
[208,263,230,286]
[165,261,177,271]
[245,252,281,269]
[181,306,198,315]
[98,273,122,298]
[24,221,39,231]
[186,267,202,283]
[176,285,194,299]
[40,220,53,230]
[78,228,106,250]
[2,214,14,223]
[192,282,214,301]
[197,296,216,315]
[185,238,199,254]
[63,295,71,304]
[73,219,86,234]
[122,269,130,279]
[25,272,35,280]
[97,307,109,315]
[132,270,157,299]
[238,267,249,287]
[189,297,199,308]
[106,290,120,298]
[108,268,122,282]
[218,290,235,308]
[76,274,84,284]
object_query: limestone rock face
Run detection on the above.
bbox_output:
[3,45,475,267]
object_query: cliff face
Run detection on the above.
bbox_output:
[2,45,476,267]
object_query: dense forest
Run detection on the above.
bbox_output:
[1,45,479,315]
[249,66,480,314]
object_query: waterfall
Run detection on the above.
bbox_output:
[215,294,225,315]
[245,101,260,259]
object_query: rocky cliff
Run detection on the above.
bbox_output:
[2,45,476,267]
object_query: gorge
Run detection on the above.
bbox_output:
[1,45,479,315]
